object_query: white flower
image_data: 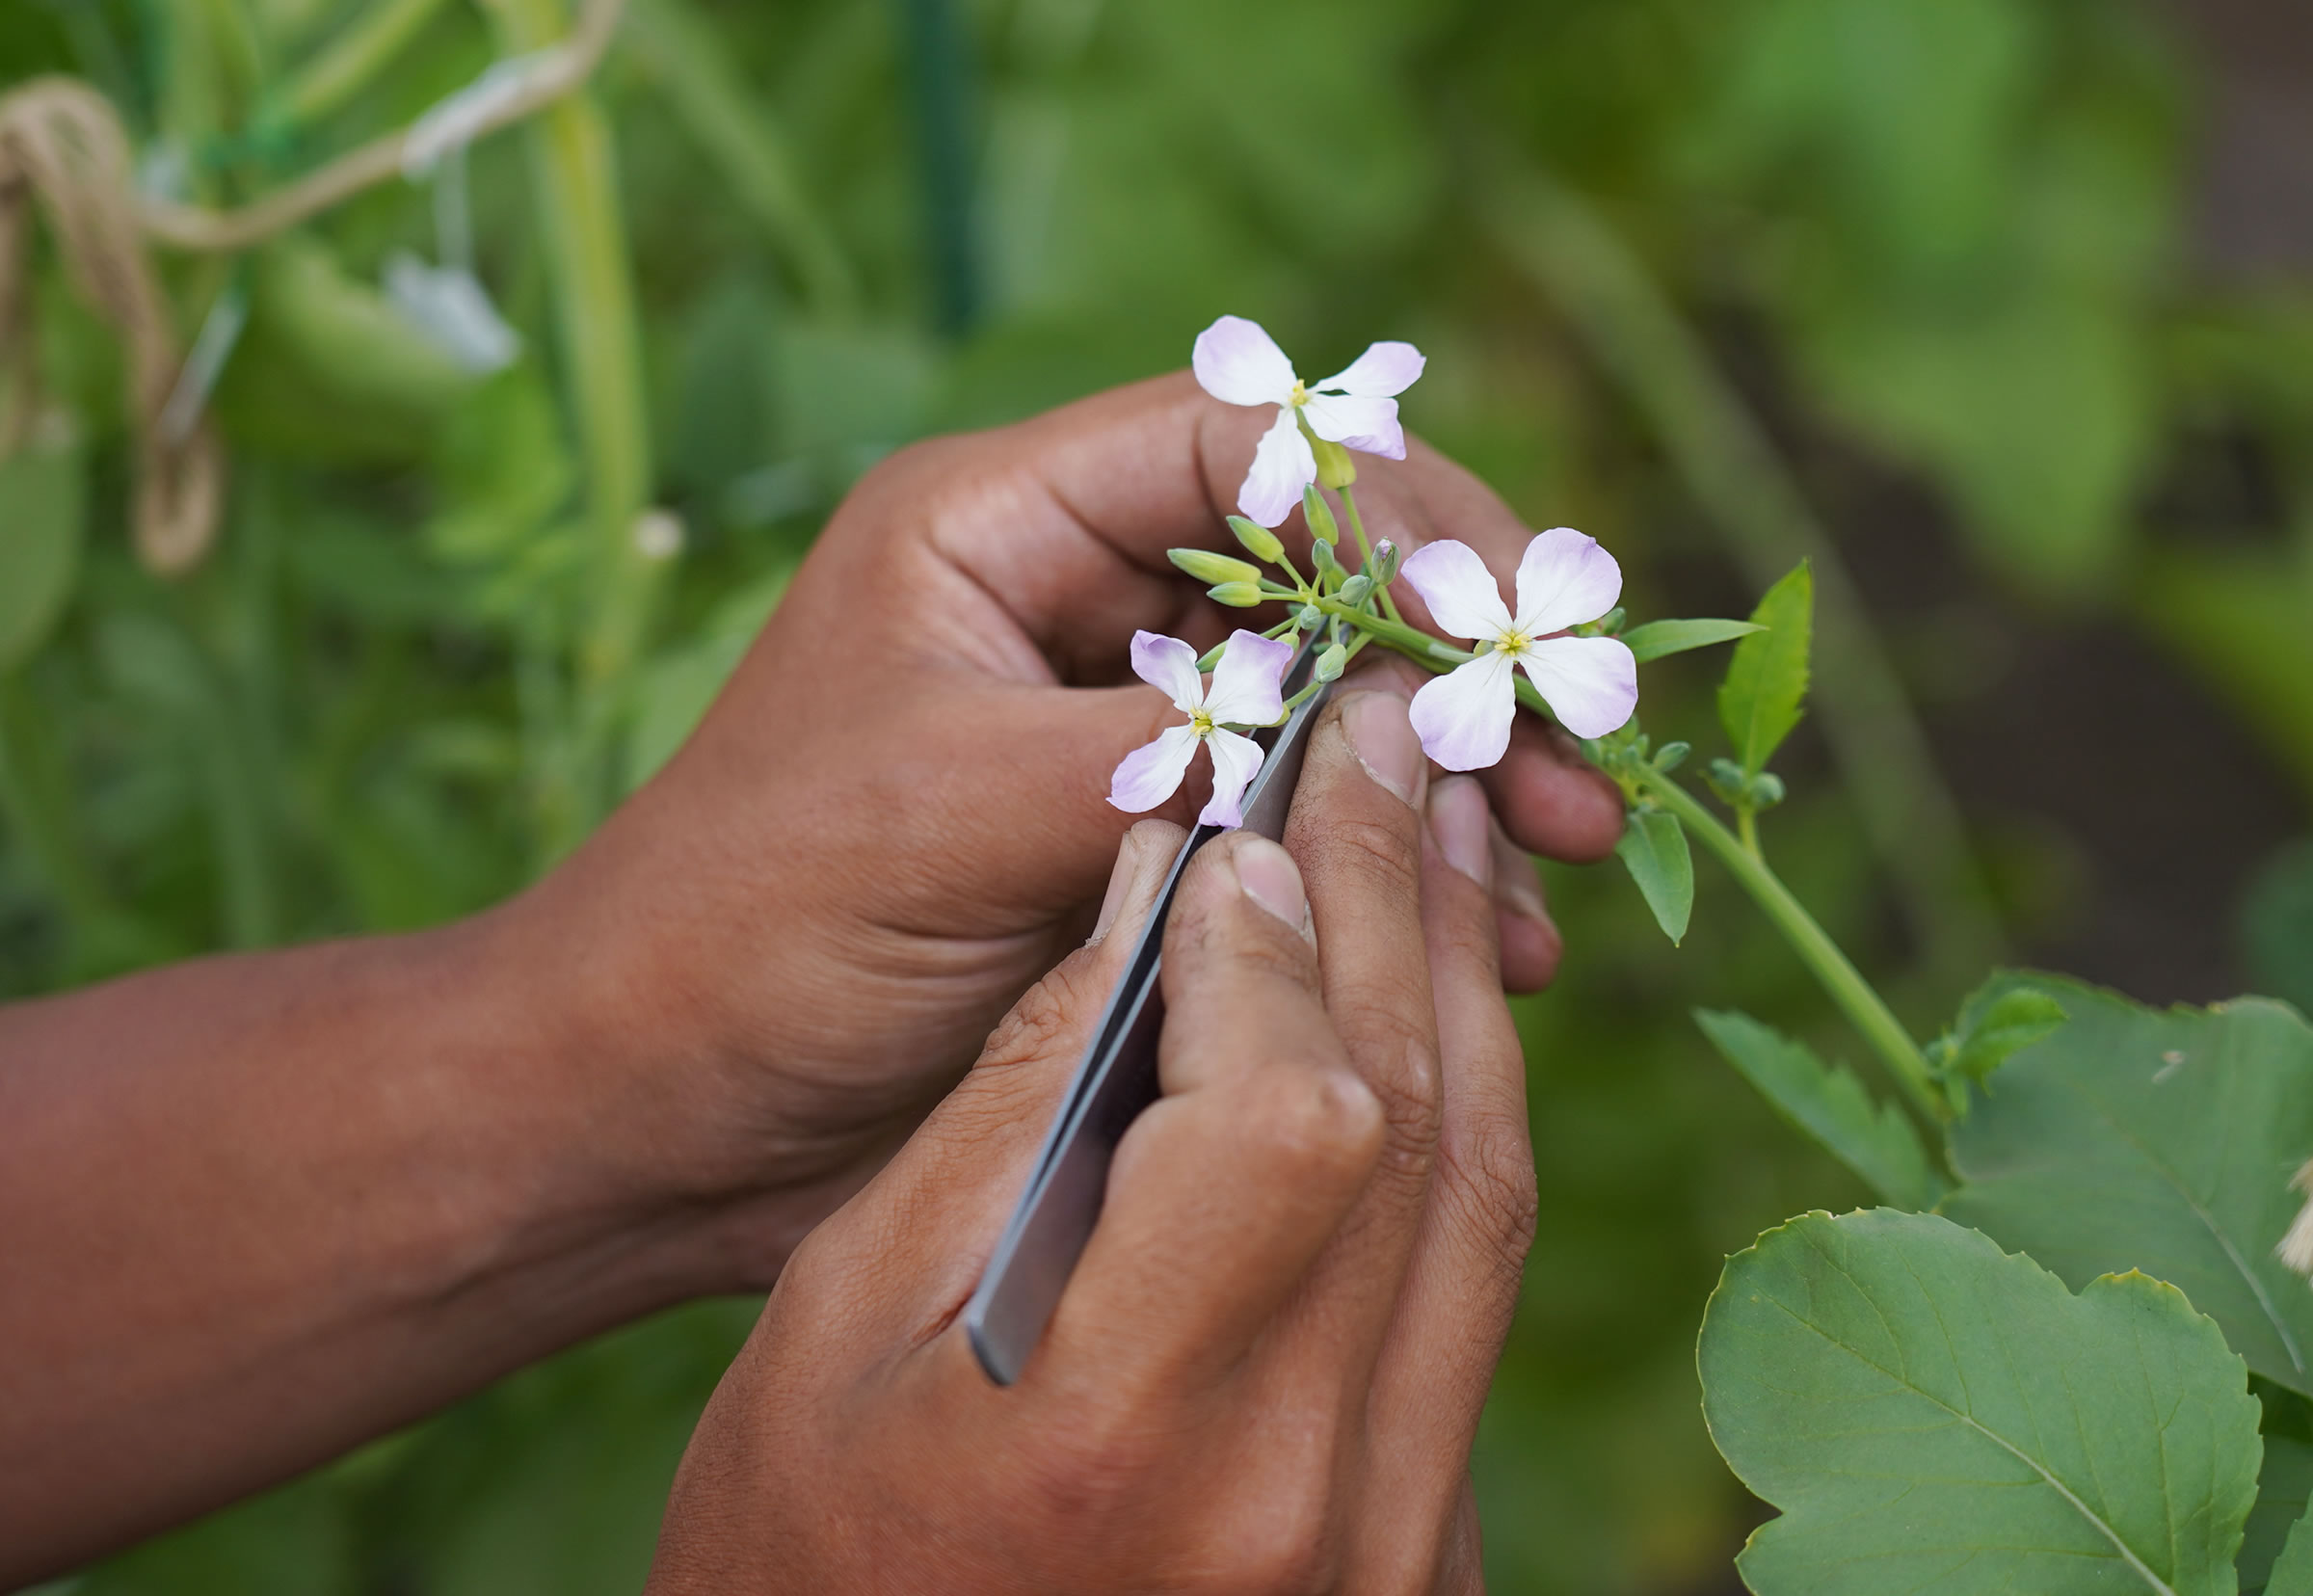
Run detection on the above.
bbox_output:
[1398,529,1638,769]
[1191,315,1425,528]
[1108,628,1294,827]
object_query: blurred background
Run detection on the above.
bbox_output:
[3,0,2312,1589]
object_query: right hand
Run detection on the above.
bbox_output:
[646,685,1538,1593]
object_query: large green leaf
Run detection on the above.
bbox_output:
[1613,807,1692,945]
[2245,1436,2313,1593]
[1940,974,2313,1396]
[1715,561,1811,777]
[2271,1500,2313,1596]
[0,434,86,673]
[1701,1208,2260,1595]
[1695,1010,1944,1210]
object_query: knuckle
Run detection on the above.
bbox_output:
[1239,1062,1386,1184]
[974,958,1093,1076]
[1311,811,1422,900]
[1437,1121,1540,1286]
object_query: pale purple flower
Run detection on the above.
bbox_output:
[1191,315,1425,528]
[1399,529,1638,769]
[1109,628,1294,827]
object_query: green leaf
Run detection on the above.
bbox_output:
[1695,1010,1944,1210]
[1620,617,1763,663]
[1715,561,1812,777]
[1940,975,2313,1397]
[0,433,86,673]
[2244,1436,2313,1592]
[1928,979,2070,1086]
[1700,1209,2260,1595]
[1614,808,1692,944]
[2271,1501,2313,1596]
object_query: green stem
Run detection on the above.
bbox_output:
[1334,599,1938,1118]
[1334,486,1402,624]
[1736,806,1761,858]
[1635,768,1938,1119]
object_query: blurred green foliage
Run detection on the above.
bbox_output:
[3,0,2311,1590]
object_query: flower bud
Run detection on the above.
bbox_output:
[1197,640,1228,672]
[1654,740,1690,772]
[1170,547,1263,587]
[1208,581,1265,608]
[1750,771,1787,810]
[1301,484,1339,544]
[1295,602,1324,630]
[1315,643,1347,683]
[1226,515,1285,565]
[1338,573,1373,608]
[1312,437,1357,490]
[1312,538,1339,576]
[1371,539,1399,586]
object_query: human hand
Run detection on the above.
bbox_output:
[647,686,1534,1593]
[518,372,1613,1283]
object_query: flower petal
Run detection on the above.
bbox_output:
[1203,628,1292,727]
[1518,636,1637,739]
[1513,527,1622,637]
[1200,728,1265,828]
[1238,408,1316,527]
[1409,649,1519,772]
[1317,340,1425,397]
[1108,723,1203,813]
[1397,538,1513,642]
[1192,314,1297,408]
[1130,630,1207,712]
[1300,391,1404,460]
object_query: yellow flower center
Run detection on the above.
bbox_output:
[1288,381,1310,408]
[1493,629,1532,658]
[1191,708,1215,736]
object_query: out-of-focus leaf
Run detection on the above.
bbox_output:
[2273,1503,2313,1596]
[0,431,85,672]
[2245,1436,2313,1594]
[624,565,791,790]
[1620,618,1761,664]
[1701,1208,2259,1595]
[1927,976,2069,1087]
[2143,550,2313,804]
[1613,808,1691,945]
[1715,562,1810,778]
[1941,974,2313,1396]
[1695,1010,1943,1210]
[77,1471,358,1595]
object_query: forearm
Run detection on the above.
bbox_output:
[0,901,825,1583]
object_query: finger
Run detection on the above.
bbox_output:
[1361,780,1536,1534]
[1492,811,1563,995]
[1039,832,1383,1397]
[821,821,1183,1306]
[1337,652,1624,864]
[1269,688,1447,1374]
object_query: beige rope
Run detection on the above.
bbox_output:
[0,79,222,573]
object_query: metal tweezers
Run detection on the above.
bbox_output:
[965,638,1335,1385]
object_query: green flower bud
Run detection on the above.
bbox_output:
[1295,602,1324,630]
[1654,740,1690,773]
[1312,437,1357,490]
[1749,771,1787,810]
[1196,640,1228,672]
[1371,539,1399,586]
[1705,758,1747,808]
[1312,538,1339,576]
[1315,643,1347,683]
[1170,547,1262,587]
[1338,573,1373,608]
[1208,581,1265,608]
[1574,605,1626,638]
[1226,516,1285,565]
[1301,484,1339,544]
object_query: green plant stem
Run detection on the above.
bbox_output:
[1336,602,1939,1117]
[1334,486,1402,624]
[485,0,659,853]
[1636,768,1938,1119]
[1736,807,1761,858]
[275,0,456,127]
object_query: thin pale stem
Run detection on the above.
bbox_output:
[1335,486,1402,624]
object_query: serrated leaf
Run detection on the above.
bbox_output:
[1620,617,1763,663]
[2244,1436,2313,1592]
[1701,1209,2260,1596]
[1716,561,1812,777]
[1614,808,1691,944]
[1940,974,2313,1397]
[1696,1010,1944,1210]
[0,436,86,673]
